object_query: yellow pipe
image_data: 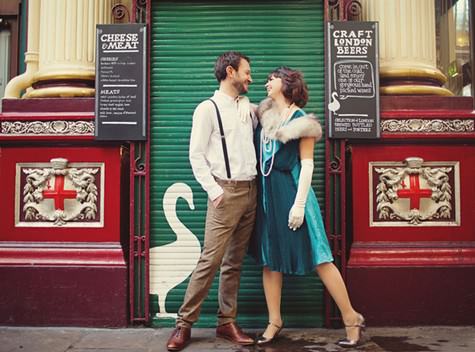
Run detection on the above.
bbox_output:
[3,0,41,98]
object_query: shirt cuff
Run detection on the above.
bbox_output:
[208,184,224,201]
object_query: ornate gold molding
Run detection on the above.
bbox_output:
[1,120,94,136]
[381,119,474,133]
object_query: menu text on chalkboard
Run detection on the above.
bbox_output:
[95,24,147,141]
[326,21,379,139]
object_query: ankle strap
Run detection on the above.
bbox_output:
[268,321,282,329]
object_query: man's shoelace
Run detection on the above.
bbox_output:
[174,328,184,338]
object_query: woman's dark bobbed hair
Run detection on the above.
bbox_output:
[267,66,308,108]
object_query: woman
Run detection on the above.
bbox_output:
[249,67,365,348]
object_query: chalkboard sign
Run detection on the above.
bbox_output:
[326,21,379,139]
[95,24,147,141]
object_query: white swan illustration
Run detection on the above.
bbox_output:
[328,91,341,113]
[149,182,201,318]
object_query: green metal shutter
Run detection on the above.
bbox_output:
[150,0,326,328]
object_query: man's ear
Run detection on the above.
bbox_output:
[226,65,235,78]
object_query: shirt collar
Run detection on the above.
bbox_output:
[213,90,242,104]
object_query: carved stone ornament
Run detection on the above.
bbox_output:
[381,119,474,133]
[371,157,460,226]
[16,158,104,227]
[1,120,94,136]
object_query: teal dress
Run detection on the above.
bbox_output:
[249,109,333,275]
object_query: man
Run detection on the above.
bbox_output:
[166,51,257,351]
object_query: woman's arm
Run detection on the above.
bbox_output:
[288,137,315,230]
[299,137,315,160]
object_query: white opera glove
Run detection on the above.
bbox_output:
[237,96,251,123]
[288,159,314,231]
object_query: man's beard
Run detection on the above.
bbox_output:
[233,80,248,94]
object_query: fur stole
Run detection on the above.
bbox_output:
[256,97,322,143]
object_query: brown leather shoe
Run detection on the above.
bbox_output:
[216,322,254,345]
[167,326,191,351]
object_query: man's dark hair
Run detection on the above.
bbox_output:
[267,66,309,108]
[214,51,250,82]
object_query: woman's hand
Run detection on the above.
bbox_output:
[288,138,315,231]
[288,204,305,230]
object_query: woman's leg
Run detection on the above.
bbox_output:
[316,262,363,341]
[262,266,284,338]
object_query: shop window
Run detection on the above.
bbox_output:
[0,0,21,98]
[437,0,472,96]
[0,18,11,97]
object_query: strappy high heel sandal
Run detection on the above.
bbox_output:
[256,321,283,345]
[336,313,366,348]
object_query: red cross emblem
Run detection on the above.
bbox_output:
[43,175,77,210]
[397,174,432,210]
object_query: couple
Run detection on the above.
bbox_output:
[166,51,364,351]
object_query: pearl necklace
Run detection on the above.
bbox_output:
[259,103,295,177]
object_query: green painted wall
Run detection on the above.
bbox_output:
[149,0,326,328]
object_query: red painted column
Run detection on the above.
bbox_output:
[0,98,128,327]
[347,96,475,325]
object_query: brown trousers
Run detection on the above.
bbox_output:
[176,179,257,328]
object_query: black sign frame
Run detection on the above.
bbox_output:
[95,24,147,141]
[326,21,380,139]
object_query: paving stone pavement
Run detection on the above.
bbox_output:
[0,326,474,352]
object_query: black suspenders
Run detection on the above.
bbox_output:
[208,99,231,179]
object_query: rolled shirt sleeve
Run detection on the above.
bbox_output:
[189,101,224,201]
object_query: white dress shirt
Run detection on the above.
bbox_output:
[189,90,257,200]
